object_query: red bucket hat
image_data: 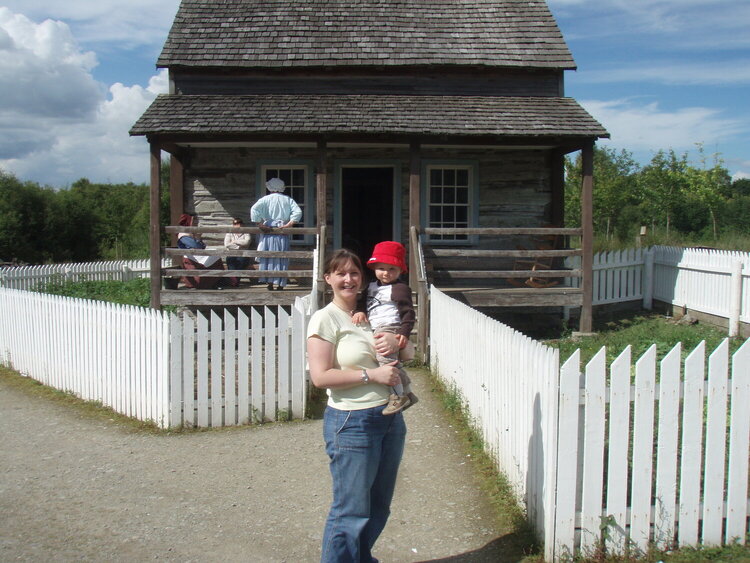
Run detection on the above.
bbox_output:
[366,241,407,272]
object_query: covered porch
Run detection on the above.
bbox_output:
[133,94,604,337]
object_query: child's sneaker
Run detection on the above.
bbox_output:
[382,393,411,415]
[402,392,419,411]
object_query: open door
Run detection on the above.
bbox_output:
[340,166,395,267]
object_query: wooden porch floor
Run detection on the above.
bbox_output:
[160,280,312,307]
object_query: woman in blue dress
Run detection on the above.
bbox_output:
[250,178,303,290]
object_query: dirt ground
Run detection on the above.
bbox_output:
[0,368,532,563]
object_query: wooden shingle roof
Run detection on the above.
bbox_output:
[158,0,576,70]
[130,94,608,139]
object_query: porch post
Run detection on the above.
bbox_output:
[316,141,328,232]
[409,141,421,289]
[149,141,162,310]
[169,153,184,250]
[579,141,594,332]
[550,149,565,228]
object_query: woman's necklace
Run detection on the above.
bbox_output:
[332,299,355,316]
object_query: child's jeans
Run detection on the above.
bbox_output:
[374,324,412,396]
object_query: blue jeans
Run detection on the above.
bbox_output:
[321,405,406,563]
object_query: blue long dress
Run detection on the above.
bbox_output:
[250,193,303,287]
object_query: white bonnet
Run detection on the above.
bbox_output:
[266,178,286,192]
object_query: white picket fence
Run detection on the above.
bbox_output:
[429,286,750,561]
[556,339,750,559]
[567,246,750,335]
[0,288,309,428]
[429,288,560,547]
[0,259,162,291]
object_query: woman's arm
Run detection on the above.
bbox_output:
[307,336,401,389]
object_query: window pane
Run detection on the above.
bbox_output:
[444,207,455,223]
[444,187,455,204]
[456,206,468,223]
[430,187,441,202]
[429,206,441,225]
[293,169,304,185]
[444,169,455,185]
[430,168,442,186]
[457,169,469,186]
[457,187,468,204]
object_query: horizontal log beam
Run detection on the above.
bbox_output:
[432,269,581,279]
[423,227,582,236]
[165,248,313,258]
[166,226,318,235]
[163,269,314,278]
[427,249,581,258]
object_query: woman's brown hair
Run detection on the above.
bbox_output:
[324,248,364,277]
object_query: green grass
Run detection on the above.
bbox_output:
[37,277,153,307]
[543,311,745,368]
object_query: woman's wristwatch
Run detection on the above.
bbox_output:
[361,369,370,384]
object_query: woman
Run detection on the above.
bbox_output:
[307,249,406,563]
[177,213,223,289]
[250,177,302,290]
[224,217,252,287]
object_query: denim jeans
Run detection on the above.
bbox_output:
[321,405,406,563]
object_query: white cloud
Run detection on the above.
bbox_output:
[0,1,180,47]
[732,171,750,181]
[0,8,168,187]
[581,98,744,152]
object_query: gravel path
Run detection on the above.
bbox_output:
[1,368,530,562]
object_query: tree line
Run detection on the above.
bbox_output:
[565,145,750,247]
[0,168,169,265]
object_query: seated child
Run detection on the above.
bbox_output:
[352,241,418,415]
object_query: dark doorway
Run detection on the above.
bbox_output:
[340,167,394,268]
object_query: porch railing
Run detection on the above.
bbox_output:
[162,225,319,284]
[421,227,582,286]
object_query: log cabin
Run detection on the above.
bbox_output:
[130,0,608,340]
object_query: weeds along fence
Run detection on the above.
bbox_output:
[429,286,750,561]
[0,288,309,428]
[0,259,167,291]
[567,246,750,335]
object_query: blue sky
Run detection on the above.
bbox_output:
[1,0,748,188]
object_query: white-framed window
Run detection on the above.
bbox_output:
[259,163,313,243]
[424,164,475,242]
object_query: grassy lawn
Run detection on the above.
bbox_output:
[543,310,746,368]
[37,277,152,307]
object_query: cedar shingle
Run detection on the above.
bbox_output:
[157,0,575,70]
[130,94,608,138]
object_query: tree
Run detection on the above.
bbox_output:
[0,171,54,263]
[564,146,639,238]
[685,144,731,240]
[638,149,689,236]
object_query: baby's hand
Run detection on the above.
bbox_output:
[351,312,367,325]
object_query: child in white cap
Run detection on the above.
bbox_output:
[352,241,418,415]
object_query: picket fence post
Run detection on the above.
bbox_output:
[642,248,655,310]
[729,260,743,337]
